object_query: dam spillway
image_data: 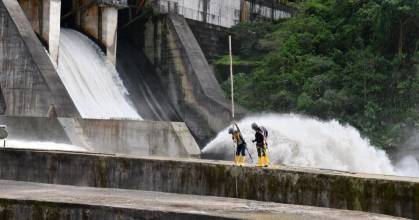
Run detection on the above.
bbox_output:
[0,0,417,219]
[58,29,141,120]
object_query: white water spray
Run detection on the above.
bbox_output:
[58,28,141,119]
[6,140,86,152]
[203,113,419,177]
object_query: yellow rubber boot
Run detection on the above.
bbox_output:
[238,156,245,166]
[234,155,239,165]
[257,157,263,167]
[264,155,270,167]
[241,156,245,166]
[261,156,266,167]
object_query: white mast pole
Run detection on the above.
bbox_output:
[229,35,235,121]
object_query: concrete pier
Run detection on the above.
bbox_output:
[18,0,62,65]
[17,0,124,64]
[0,180,400,220]
[41,0,61,65]
[99,6,118,63]
[142,13,247,145]
[0,148,417,218]
[69,0,125,63]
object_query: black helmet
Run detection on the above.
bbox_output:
[228,127,234,134]
[251,122,259,130]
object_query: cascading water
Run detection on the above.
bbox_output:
[6,29,142,152]
[202,113,419,177]
[57,28,141,119]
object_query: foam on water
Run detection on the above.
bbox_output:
[58,28,141,119]
[6,140,87,152]
[203,113,419,177]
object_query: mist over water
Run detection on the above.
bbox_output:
[6,140,86,152]
[58,28,141,119]
[203,113,419,177]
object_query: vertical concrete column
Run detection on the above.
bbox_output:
[144,20,155,65]
[100,7,118,64]
[42,0,61,66]
[202,0,209,23]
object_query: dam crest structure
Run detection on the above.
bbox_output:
[0,0,417,219]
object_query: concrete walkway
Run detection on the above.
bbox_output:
[0,180,403,220]
[0,148,418,218]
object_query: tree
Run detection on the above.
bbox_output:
[219,0,419,149]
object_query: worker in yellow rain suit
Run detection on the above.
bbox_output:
[228,122,247,166]
[251,122,269,167]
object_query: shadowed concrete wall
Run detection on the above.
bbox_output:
[185,18,229,62]
[0,199,229,220]
[0,0,79,117]
[0,116,200,157]
[143,14,246,145]
[0,87,5,114]
[0,148,417,219]
[116,27,182,122]
[0,199,231,220]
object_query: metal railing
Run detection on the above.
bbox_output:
[155,0,240,27]
[153,0,292,28]
[97,0,128,8]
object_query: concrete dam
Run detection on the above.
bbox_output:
[0,0,418,219]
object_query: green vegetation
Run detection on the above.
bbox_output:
[219,0,419,149]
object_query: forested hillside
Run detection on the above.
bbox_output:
[219,0,419,149]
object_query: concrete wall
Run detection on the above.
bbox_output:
[185,18,229,62]
[143,14,247,145]
[0,148,417,219]
[116,23,182,122]
[0,87,5,115]
[0,116,71,144]
[59,117,200,157]
[0,180,399,220]
[155,0,293,28]
[0,199,228,220]
[0,0,79,117]
[0,116,200,157]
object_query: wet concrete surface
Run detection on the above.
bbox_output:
[0,180,404,220]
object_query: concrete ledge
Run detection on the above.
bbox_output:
[0,180,399,220]
[0,115,200,158]
[0,148,417,218]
